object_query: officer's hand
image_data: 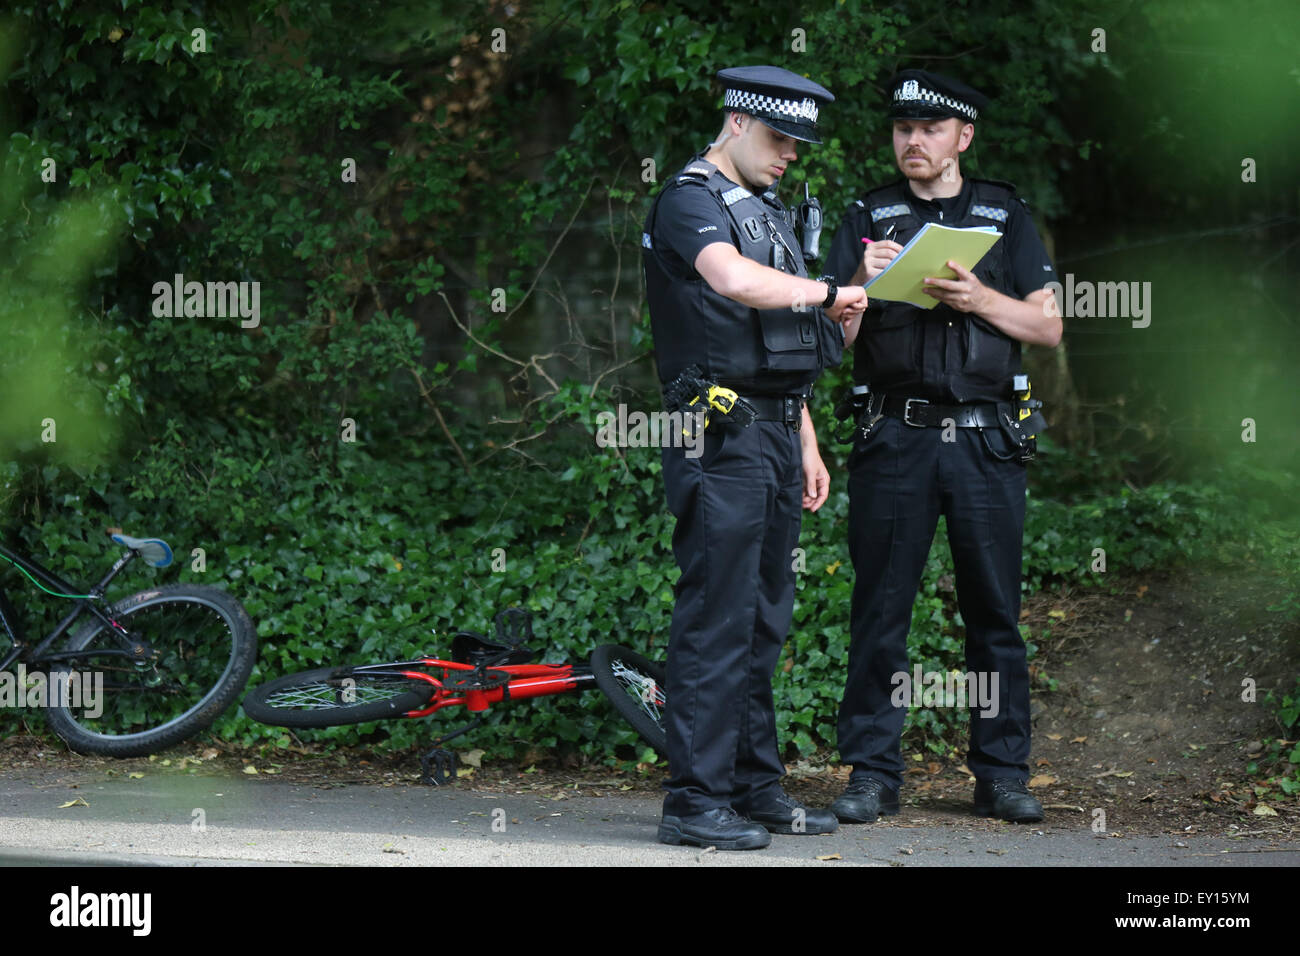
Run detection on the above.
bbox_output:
[801,444,830,512]
[862,240,903,281]
[827,285,867,323]
[921,260,991,313]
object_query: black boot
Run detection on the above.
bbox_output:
[658,807,772,850]
[830,778,900,823]
[973,778,1044,823]
[739,790,838,835]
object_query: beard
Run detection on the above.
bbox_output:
[899,152,953,183]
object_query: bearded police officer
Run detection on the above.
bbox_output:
[823,69,1061,824]
[644,66,867,850]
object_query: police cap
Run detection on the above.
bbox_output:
[717,65,834,144]
[887,69,988,123]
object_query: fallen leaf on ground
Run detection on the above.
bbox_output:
[816,853,842,861]
[58,798,89,808]
[1253,805,1277,816]
[1028,774,1057,788]
[1046,734,1063,741]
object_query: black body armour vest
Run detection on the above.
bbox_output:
[643,156,843,395]
[855,179,1021,403]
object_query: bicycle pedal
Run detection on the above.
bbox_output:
[419,747,458,787]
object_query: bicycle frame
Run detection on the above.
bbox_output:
[354,657,597,718]
[0,540,146,671]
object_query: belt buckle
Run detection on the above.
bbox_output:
[902,397,929,427]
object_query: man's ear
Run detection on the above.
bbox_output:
[957,121,975,152]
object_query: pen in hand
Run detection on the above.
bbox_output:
[862,224,899,245]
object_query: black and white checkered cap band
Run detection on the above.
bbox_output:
[892,79,978,120]
[724,88,819,124]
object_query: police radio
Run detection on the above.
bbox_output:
[796,183,823,265]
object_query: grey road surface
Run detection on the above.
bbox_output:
[1,767,1294,867]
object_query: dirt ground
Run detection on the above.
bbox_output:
[3,567,1297,842]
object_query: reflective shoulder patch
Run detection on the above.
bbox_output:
[642,232,653,249]
[683,165,711,177]
[854,199,865,208]
[870,203,909,222]
[721,185,751,206]
[970,204,1009,223]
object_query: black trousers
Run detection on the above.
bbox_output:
[837,416,1031,788]
[660,421,802,816]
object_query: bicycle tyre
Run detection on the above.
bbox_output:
[242,666,436,728]
[44,584,257,757]
[589,644,668,758]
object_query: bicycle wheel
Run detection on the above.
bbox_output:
[242,666,436,728]
[44,584,257,757]
[590,644,668,758]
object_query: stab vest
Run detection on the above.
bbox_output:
[643,155,843,394]
[855,179,1022,403]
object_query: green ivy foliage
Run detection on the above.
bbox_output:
[1,1,1293,767]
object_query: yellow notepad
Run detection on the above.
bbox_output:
[863,223,1002,309]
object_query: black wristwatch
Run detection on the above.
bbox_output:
[820,279,838,309]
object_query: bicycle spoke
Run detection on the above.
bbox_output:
[611,659,665,726]
[265,677,416,710]
[56,595,241,738]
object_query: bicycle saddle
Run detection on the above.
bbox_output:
[110,533,174,568]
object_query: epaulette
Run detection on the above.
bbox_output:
[860,179,908,200]
[973,177,1034,212]
[970,177,1019,195]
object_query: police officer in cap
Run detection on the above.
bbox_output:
[644,65,867,849]
[823,69,1062,824]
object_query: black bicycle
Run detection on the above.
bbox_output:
[0,529,256,756]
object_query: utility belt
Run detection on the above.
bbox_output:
[834,375,1047,463]
[663,364,806,432]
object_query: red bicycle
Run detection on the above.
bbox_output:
[242,609,667,784]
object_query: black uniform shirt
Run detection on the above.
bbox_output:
[649,171,820,396]
[651,177,737,281]
[825,178,1057,298]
